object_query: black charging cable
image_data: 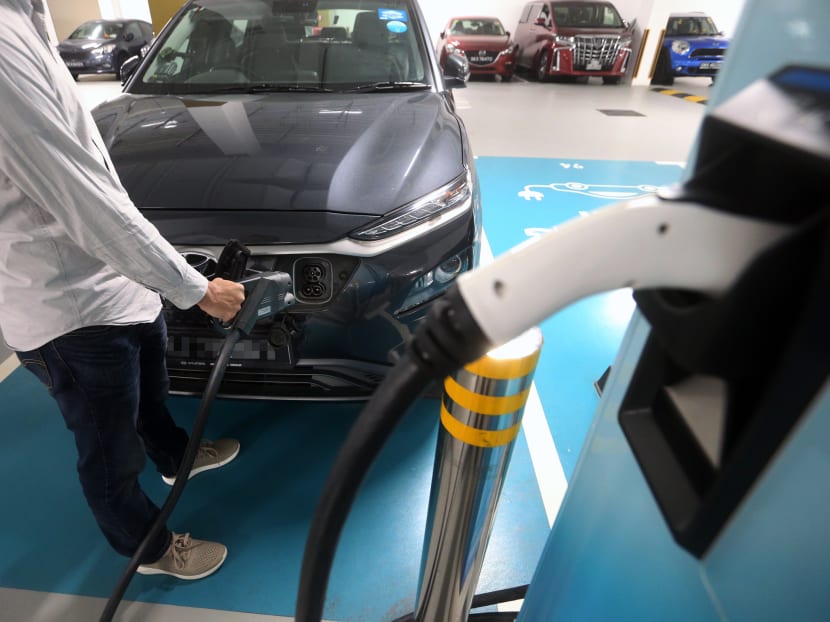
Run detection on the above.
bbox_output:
[99,271,293,622]
[295,287,493,622]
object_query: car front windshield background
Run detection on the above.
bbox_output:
[552,2,624,28]
[667,16,719,37]
[449,19,505,36]
[130,0,432,94]
[70,21,124,40]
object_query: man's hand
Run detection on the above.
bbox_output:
[197,278,245,323]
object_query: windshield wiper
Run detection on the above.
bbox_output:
[342,81,431,93]
[198,84,334,95]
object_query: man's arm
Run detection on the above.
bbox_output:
[0,24,243,321]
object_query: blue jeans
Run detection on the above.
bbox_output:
[16,312,187,563]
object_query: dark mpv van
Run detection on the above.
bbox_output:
[513,0,633,83]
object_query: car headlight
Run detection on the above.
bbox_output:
[554,35,575,47]
[497,44,517,58]
[671,40,691,55]
[93,43,116,55]
[350,171,472,241]
[619,37,632,48]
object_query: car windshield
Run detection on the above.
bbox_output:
[130,0,430,95]
[449,18,505,36]
[70,21,124,40]
[552,2,624,28]
[667,16,719,37]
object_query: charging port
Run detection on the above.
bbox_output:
[295,258,333,303]
[303,264,325,283]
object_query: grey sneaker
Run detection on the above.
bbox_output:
[136,532,227,580]
[162,438,240,485]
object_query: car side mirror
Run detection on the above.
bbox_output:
[505,30,511,38]
[120,55,140,85]
[124,32,135,42]
[440,31,446,39]
[443,52,469,89]
[535,17,547,26]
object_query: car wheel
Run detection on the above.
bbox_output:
[536,50,550,82]
[602,76,621,85]
[501,72,513,83]
[651,48,674,86]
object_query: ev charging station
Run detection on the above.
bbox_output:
[517,1,830,619]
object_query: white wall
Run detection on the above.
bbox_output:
[98,0,152,22]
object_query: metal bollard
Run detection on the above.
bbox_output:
[414,327,543,622]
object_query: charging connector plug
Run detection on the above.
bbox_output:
[231,272,295,336]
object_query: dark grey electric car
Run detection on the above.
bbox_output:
[92,0,478,400]
[58,19,153,80]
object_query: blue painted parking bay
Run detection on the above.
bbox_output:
[0,157,683,620]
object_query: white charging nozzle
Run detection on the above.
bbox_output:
[457,197,791,347]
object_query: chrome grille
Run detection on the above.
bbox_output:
[573,35,621,69]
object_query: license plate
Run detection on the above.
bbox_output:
[586,60,602,71]
[170,335,294,368]
[64,60,84,68]
[470,56,493,63]
[699,62,721,70]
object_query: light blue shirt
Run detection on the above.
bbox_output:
[0,0,208,350]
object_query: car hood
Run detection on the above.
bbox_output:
[666,34,729,47]
[450,35,512,49]
[58,39,108,52]
[92,92,466,245]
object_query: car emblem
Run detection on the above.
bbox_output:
[479,50,488,56]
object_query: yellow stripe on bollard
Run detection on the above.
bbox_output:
[443,376,531,415]
[464,351,541,380]
[440,404,522,447]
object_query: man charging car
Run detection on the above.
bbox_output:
[0,0,244,580]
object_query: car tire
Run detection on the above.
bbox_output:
[536,50,550,82]
[602,76,621,85]
[501,72,513,82]
[651,48,674,86]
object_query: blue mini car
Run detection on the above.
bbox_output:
[652,12,729,86]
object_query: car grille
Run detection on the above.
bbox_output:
[573,35,622,69]
[690,48,726,59]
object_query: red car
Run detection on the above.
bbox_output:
[513,1,633,84]
[437,16,516,81]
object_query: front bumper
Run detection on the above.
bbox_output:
[467,52,516,77]
[543,45,630,78]
[671,56,724,76]
[60,53,117,75]
[164,212,479,400]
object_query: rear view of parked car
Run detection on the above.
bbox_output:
[514,0,633,84]
[93,0,479,401]
[437,16,516,81]
[651,12,729,85]
[57,18,153,80]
